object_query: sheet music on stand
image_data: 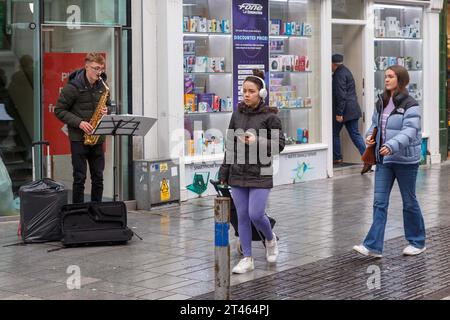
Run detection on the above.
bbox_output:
[93,114,156,137]
[91,114,156,202]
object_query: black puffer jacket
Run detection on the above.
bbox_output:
[55,69,110,144]
[218,101,285,189]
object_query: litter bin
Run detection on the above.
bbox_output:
[134,159,180,210]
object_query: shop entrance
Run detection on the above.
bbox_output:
[41,26,123,202]
[0,0,38,209]
[332,23,366,166]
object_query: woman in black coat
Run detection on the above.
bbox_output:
[219,70,285,274]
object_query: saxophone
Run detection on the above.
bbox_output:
[84,77,110,146]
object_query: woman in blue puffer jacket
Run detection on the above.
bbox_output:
[353,65,426,258]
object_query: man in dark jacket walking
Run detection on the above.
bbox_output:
[55,53,109,203]
[332,54,366,164]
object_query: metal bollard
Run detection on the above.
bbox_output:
[214,197,230,300]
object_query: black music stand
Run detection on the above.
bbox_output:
[93,114,157,201]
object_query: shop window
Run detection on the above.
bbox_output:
[183,0,322,158]
[374,4,423,110]
[43,0,127,26]
[269,0,321,146]
[183,0,233,157]
[332,0,364,20]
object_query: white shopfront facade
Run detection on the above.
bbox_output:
[131,0,442,203]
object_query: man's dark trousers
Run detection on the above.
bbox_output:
[70,141,105,203]
[333,119,366,161]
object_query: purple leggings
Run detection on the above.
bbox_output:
[231,187,273,257]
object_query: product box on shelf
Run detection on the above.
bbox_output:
[269,40,284,53]
[194,56,208,73]
[375,56,420,71]
[296,128,309,144]
[189,16,199,32]
[184,94,197,113]
[385,17,398,38]
[270,57,282,72]
[297,56,310,72]
[185,16,231,34]
[208,57,225,73]
[284,23,292,36]
[184,75,194,93]
[221,97,233,112]
[303,23,312,36]
[208,19,217,32]
[184,55,196,73]
[288,98,304,109]
[197,93,215,113]
[269,55,309,72]
[375,15,421,38]
[221,20,231,33]
[198,17,207,33]
[304,97,312,108]
[212,95,220,112]
[282,56,293,71]
[183,40,195,55]
[270,19,281,36]
[183,17,189,32]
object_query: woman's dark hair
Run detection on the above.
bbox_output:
[244,69,265,91]
[383,65,410,106]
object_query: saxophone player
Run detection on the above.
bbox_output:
[55,53,110,203]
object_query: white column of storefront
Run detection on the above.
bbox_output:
[155,0,184,161]
[423,4,441,164]
[322,0,333,177]
[155,0,186,200]
[132,0,158,160]
[365,1,376,135]
[134,1,185,159]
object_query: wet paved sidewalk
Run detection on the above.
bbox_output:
[0,163,449,300]
[195,225,450,300]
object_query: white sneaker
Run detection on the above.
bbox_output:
[403,245,426,256]
[353,244,382,258]
[265,233,279,263]
[232,257,254,274]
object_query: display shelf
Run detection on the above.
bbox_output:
[185,111,233,115]
[269,71,312,74]
[281,143,328,155]
[268,0,321,146]
[269,35,312,40]
[183,0,233,157]
[373,3,424,120]
[184,153,224,165]
[183,144,329,163]
[375,69,422,72]
[184,32,231,37]
[278,107,312,110]
[184,72,231,75]
[375,37,422,41]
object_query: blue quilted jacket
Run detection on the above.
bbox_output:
[367,92,421,164]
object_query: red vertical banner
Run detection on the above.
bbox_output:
[43,53,87,155]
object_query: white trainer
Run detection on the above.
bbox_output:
[265,233,279,263]
[403,245,426,256]
[232,257,254,274]
[353,244,382,258]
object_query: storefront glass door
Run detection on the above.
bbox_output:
[41,26,121,202]
[0,0,39,215]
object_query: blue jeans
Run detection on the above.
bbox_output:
[363,163,426,254]
[333,119,366,161]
